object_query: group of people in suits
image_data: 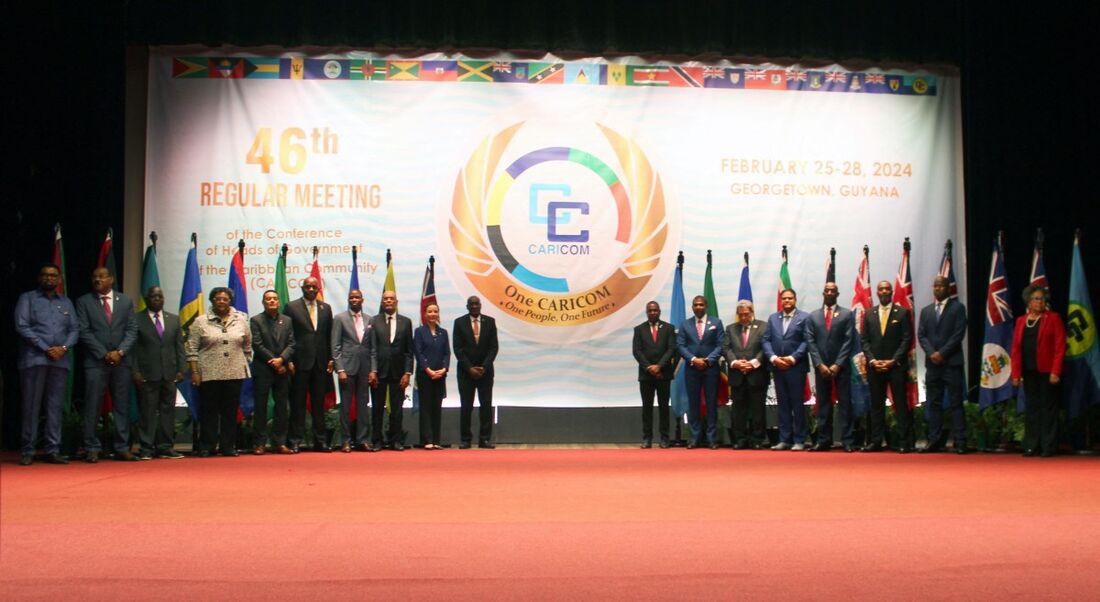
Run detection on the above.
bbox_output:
[631,274,1046,454]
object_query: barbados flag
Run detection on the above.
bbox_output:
[178,235,204,419]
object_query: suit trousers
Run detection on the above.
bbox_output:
[684,368,718,444]
[371,379,406,445]
[457,375,493,443]
[868,366,912,447]
[338,373,371,445]
[1022,369,1060,454]
[291,365,329,446]
[199,379,242,453]
[137,379,178,454]
[82,362,133,453]
[19,365,68,455]
[417,378,445,445]
[253,370,290,446]
[730,382,767,445]
[639,380,670,442]
[814,369,854,445]
[924,364,967,447]
[774,369,809,445]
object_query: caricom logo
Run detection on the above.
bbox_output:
[449,122,668,327]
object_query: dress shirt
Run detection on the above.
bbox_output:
[14,290,80,369]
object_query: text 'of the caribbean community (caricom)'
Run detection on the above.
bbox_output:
[198,127,382,208]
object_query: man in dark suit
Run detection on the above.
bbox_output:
[676,295,725,448]
[722,300,769,449]
[75,267,139,462]
[861,280,914,452]
[251,289,296,455]
[632,301,676,448]
[131,286,186,460]
[806,282,857,452]
[284,277,334,452]
[917,276,969,454]
[368,289,414,450]
[763,288,812,450]
[331,289,373,452]
[452,295,499,449]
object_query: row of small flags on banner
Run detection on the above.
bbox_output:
[48,225,1099,424]
[171,56,937,95]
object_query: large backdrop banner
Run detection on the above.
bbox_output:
[146,49,965,408]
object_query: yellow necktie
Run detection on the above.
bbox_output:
[308,302,317,329]
[880,306,889,335]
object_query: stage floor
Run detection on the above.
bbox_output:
[3,448,1099,600]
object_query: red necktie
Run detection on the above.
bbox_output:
[101,295,113,324]
[651,323,657,342]
[825,308,833,331]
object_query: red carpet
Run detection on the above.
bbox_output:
[3,449,1100,600]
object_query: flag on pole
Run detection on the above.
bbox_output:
[136,232,161,312]
[777,246,814,405]
[97,228,117,279]
[349,245,360,292]
[703,250,729,408]
[979,234,1014,409]
[939,239,958,299]
[850,245,872,417]
[306,246,336,415]
[227,240,253,419]
[738,252,753,302]
[1029,228,1049,290]
[1064,230,1100,418]
[309,246,325,302]
[819,248,839,411]
[419,256,437,325]
[380,249,397,412]
[274,244,290,311]
[669,251,688,418]
[892,238,919,409]
[52,224,75,414]
[178,233,204,420]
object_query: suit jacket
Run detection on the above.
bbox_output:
[250,311,296,378]
[75,290,138,368]
[132,310,185,382]
[283,297,333,370]
[1011,310,1067,378]
[331,310,372,376]
[452,313,499,379]
[632,320,676,381]
[722,319,768,387]
[762,309,811,373]
[369,312,414,380]
[861,304,913,367]
[807,306,856,369]
[676,315,725,374]
[917,299,967,368]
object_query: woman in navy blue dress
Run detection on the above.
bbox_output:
[414,303,450,449]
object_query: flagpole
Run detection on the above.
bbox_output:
[674,250,685,446]
[993,230,1015,452]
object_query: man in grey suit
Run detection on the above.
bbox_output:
[131,286,186,460]
[917,276,969,454]
[806,282,857,452]
[722,300,769,449]
[75,267,139,462]
[250,290,296,455]
[368,290,414,450]
[332,289,374,452]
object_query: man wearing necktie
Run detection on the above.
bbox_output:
[860,280,914,452]
[75,267,139,462]
[331,289,374,452]
[452,296,499,448]
[131,286,186,459]
[368,290,414,450]
[805,282,857,452]
[632,301,677,448]
[676,295,725,448]
[917,276,969,453]
[763,289,812,450]
[250,290,296,454]
[722,300,770,449]
[284,277,334,452]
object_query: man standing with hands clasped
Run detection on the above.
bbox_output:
[284,277,334,452]
[763,289,812,451]
[917,276,968,453]
[861,280,914,452]
[677,295,725,449]
[805,282,856,452]
[633,301,676,448]
[332,289,373,452]
[132,286,186,460]
[251,290,296,455]
[368,290,414,450]
[452,296,499,449]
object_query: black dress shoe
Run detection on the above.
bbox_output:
[810,442,831,452]
[478,441,496,449]
[640,440,652,449]
[659,440,670,449]
[45,453,69,465]
[686,441,697,449]
[195,450,211,458]
[955,447,970,455]
[459,441,472,449]
[221,450,240,457]
[313,444,332,453]
[1022,449,1037,457]
[843,444,855,453]
[709,442,720,450]
[85,451,100,463]
[341,442,352,453]
[861,443,883,452]
[1040,450,1055,458]
[19,455,33,466]
[115,450,139,462]
[289,444,301,454]
[159,450,185,459]
[391,442,405,451]
[918,445,941,454]
[897,446,912,454]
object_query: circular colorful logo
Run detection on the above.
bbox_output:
[444,122,675,342]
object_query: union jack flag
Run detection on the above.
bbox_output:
[986,244,1011,326]
[893,238,918,409]
[1029,228,1049,290]
[492,61,512,73]
[786,69,807,82]
[746,68,767,80]
[865,73,886,85]
[825,71,846,83]
[703,66,725,78]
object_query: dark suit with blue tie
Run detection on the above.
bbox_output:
[677,315,725,444]
[763,309,811,445]
[76,290,138,453]
[917,298,968,448]
[806,305,856,447]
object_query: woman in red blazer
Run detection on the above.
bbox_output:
[1011,285,1066,457]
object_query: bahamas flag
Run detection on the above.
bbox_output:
[1064,231,1100,418]
[178,234,204,419]
[227,243,253,418]
[669,252,687,418]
